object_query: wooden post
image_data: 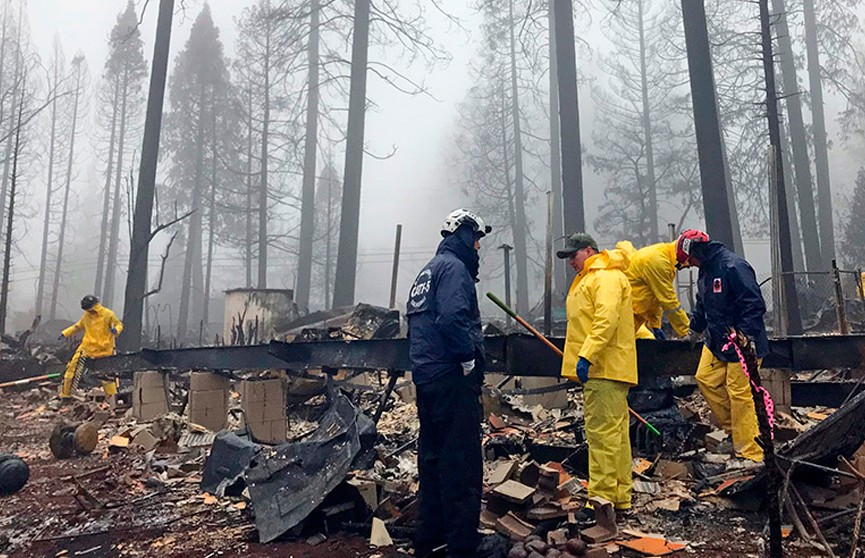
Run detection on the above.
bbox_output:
[544,192,553,336]
[388,224,402,309]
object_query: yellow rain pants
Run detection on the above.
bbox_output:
[695,346,763,462]
[584,378,633,509]
[60,346,117,399]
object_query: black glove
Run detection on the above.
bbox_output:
[652,328,666,340]
[58,334,65,341]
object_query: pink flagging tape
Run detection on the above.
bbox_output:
[723,333,775,440]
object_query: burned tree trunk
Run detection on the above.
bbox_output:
[333,0,371,308]
[553,0,585,236]
[0,100,22,335]
[258,20,271,289]
[508,0,530,315]
[547,0,565,294]
[771,0,822,272]
[802,0,835,261]
[49,56,83,320]
[759,0,802,335]
[177,94,206,339]
[245,87,254,288]
[296,0,320,311]
[637,0,659,242]
[120,0,174,352]
[0,5,22,231]
[94,81,119,297]
[36,49,61,315]
[203,110,218,331]
[104,67,130,307]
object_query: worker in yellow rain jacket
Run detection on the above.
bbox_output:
[616,240,690,340]
[60,295,123,406]
[558,233,637,510]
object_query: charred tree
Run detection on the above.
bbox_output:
[680,0,737,250]
[802,0,835,261]
[257,13,271,289]
[120,0,174,352]
[0,99,22,335]
[95,80,119,297]
[103,66,129,307]
[49,55,84,320]
[547,0,565,294]
[0,5,22,230]
[332,0,371,308]
[553,0,585,235]
[296,0,320,311]
[759,0,802,335]
[35,41,62,316]
[507,0,530,314]
[771,0,822,272]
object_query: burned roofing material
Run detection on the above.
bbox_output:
[243,385,376,543]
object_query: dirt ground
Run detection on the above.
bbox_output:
[0,384,860,558]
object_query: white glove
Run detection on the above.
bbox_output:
[461,359,475,376]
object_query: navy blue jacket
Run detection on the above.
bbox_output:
[691,242,769,361]
[406,226,484,386]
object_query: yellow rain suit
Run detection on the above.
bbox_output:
[60,304,123,398]
[561,249,637,509]
[616,241,690,337]
[695,348,763,461]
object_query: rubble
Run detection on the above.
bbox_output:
[4,332,865,557]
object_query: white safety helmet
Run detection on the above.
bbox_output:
[440,208,492,238]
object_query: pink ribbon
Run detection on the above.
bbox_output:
[723,333,775,440]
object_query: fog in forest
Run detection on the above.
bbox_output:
[0,0,862,344]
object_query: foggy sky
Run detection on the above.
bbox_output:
[11,0,865,328]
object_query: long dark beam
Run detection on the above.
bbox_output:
[85,334,865,378]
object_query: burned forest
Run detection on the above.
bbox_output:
[1,0,865,557]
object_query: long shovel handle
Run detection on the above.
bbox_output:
[486,292,661,437]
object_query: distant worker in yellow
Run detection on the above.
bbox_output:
[558,233,637,510]
[59,295,123,407]
[616,240,690,340]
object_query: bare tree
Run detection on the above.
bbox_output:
[48,54,86,320]
[120,0,173,351]
[34,37,64,317]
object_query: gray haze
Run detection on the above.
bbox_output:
[5,0,865,333]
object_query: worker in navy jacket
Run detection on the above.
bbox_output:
[407,208,490,558]
[676,229,769,461]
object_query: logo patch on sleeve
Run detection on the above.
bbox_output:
[713,278,722,293]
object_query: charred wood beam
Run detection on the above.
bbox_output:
[83,334,865,379]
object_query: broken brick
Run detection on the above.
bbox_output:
[493,480,536,504]
[495,511,533,541]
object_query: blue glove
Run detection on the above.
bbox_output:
[652,328,666,340]
[110,327,118,336]
[576,357,591,384]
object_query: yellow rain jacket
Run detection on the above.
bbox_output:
[616,240,690,337]
[62,304,123,358]
[561,249,637,385]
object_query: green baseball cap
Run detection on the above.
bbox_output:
[556,233,599,259]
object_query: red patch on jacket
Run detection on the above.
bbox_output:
[713,278,722,293]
